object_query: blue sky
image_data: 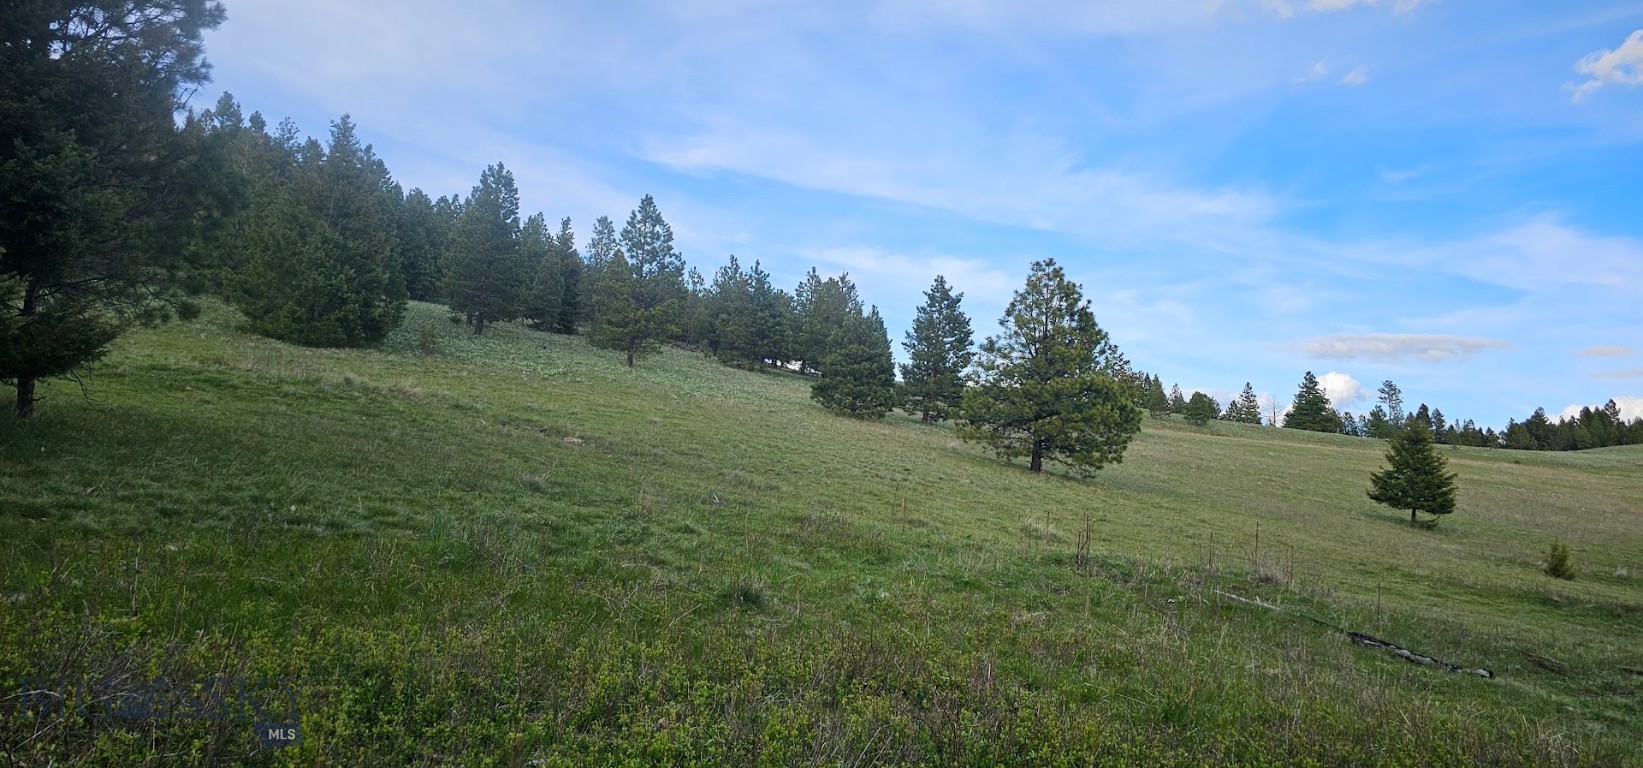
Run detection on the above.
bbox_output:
[199,0,1643,428]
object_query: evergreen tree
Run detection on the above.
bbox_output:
[581,215,618,326]
[1183,391,1219,426]
[1144,374,1171,418]
[1367,420,1458,527]
[746,260,791,366]
[1365,405,1393,439]
[593,195,685,355]
[1232,382,1262,424]
[1410,403,1433,430]
[899,275,975,424]
[1377,380,1405,427]
[446,163,524,334]
[707,255,755,363]
[958,259,1142,475]
[398,189,449,302]
[588,249,654,367]
[1283,372,1341,432]
[553,217,584,333]
[793,270,862,376]
[230,115,405,347]
[1431,408,1448,443]
[812,306,897,418]
[1169,383,1186,414]
[520,213,563,331]
[2,0,228,416]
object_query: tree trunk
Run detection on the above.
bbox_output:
[14,377,36,419]
[626,348,634,368]
[920,409,930,425]
[14,281,39,418]
[1410,509,1417,527]
[473,317,486,335]
[1030,439,1044,473]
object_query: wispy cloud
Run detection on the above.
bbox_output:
[1570,29,1643,102]
[1576,345,1634,358]
[1338,66,1370,86]
[1299,334,1514,363]
[1294,60,1329,84]
[1594,369,1643,379]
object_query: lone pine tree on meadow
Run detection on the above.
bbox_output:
[900,275,975,424]
[1367,419,1459,527]
[958,259,1142,474]
[1284,371,1342,432]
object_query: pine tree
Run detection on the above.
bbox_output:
[2,0,228,416]
[793,270,862,376]
[588,249,653,367]
[520,213,563,331]
[446,163,524,334]
[398,189,449,302]
[707,255,755,364]
[553,218,584,333]
[230,115,406,347]
[1144,375,1171,418]
[1183,392,1219,426]
[1367,420,1459,527]
[1365,405,1392,439]
[1377,380,1405,427]
[1284,372,1341,432]
[581,216,618,326]
[958,259,1142,474]
[1231,383,1262,424]
[1169,383,1186,414]
[746,260,791,367]
[900,275,975,424]
[812,306,897,418]
[595,195,684,356]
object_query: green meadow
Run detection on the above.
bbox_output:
[2,300,1639,766]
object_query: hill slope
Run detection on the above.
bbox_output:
[2,301,1639,766]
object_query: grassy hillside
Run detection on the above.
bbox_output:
[2,300,1639,766]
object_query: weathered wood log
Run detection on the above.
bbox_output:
[1214,589,1493,678]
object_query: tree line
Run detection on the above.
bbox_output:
[0,13,1152,479]
[2,3,1627,462]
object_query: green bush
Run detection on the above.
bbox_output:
[1545,539,1576,580]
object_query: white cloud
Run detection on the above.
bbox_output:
[1570,29,1643,102]
[1556,396,1643,422]
[1594,368,1643,379]
[1339,66,1370,86]
[1318,371,1367,406]
[1300,334,1514,363]
[1576,345,1634,358]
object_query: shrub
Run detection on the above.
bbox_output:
[1544,539,1576,580]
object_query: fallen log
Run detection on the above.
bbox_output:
[1214,589,1493,678]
